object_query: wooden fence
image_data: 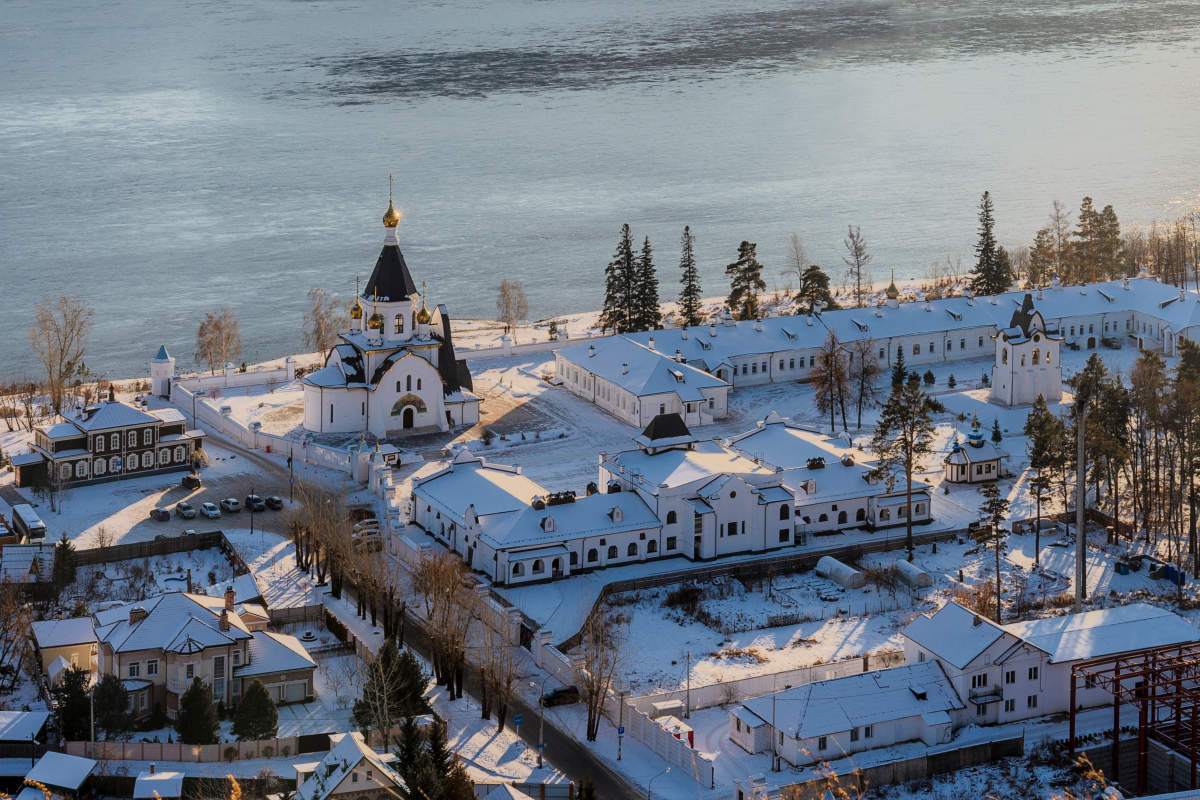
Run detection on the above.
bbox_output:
[71,529,232,567]
[66,736,303,762]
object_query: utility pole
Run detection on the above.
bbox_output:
[685,651,691,719]
[1075,402,1087,612]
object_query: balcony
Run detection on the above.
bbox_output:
[167,675,197,694]
[969,685,1003,704]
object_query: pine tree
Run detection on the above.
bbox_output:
[353,640,430,740]
[677,226,703,327]
[51,666,91,741]
[1028,227,1056,287]
[579,776,598,800]
[175,677,219,744]
[600,224,637,333]
[442,758,475,800]
[991,418,1003,443]
[394,715,423,787]
[890,347,907,388]
[871,374,935,561]
[52,531,75,589]
[975,482,1011,622]
[968,191,1012,295]
[232,680,278,741]
[725,241,766,320]
[93,673,130,739]
[630,236,661,331]
[795,264,839,314]
[426,719,453,781]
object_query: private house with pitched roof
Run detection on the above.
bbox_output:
[302,193,479,437]
[12,393,204,489]
[93,588,315,720]
[294,732,407,800]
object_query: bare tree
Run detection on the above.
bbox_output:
[478,623,520,729]
[28,295,94,414]
[0,585,31,690]
[784,232,807,291]
[811,332,849,433]
[848,338,883,429]
[577,605,625,742]
[303,287,342,353]
[194,308,243,375]
[495,280,528,334]
[842,226,873,308]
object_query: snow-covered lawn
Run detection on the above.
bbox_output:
[197,380,306,437]
[224,527,320,609]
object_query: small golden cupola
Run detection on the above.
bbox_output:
[885,269,899,301]
[382,174,402,228]
[416,299,432,325]
[350,297,363,320]
[367,309,384,329]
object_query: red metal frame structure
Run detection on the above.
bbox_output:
[1070,641,1200,795]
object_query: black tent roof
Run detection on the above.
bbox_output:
[1008,293,1037,336]
[640,413,691,442]
[363,244,418,303]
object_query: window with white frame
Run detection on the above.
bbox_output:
[143,429,152,445]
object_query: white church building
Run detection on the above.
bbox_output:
[302,195,480,438]
[990,293,1063,406]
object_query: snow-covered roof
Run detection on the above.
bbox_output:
[413,453,546,519]
[39,422,82,440]
[0,711,49,741]
[604,440,774,491]
[32,617,96,649]
[0,543,53,583]
[134,770,184,799]
[25,751,96,791]
[296,732,405,800]
[152,344,172,361]
[9,451,44,467]
[485,786,536,800]
[1002,604,1200,663]
[476,491,661,550]
[557,337,727,400]
[94,592,251,653]
[149,408,187,425]
[901,601,1010,669]
[633,413,698,450]
[741,661,962,740]
[60,401,157,431]
[236,631,316,678]
[943,439,1006,465]
[46,656,74,684]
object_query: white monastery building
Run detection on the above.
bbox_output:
[412,413,934,584]
[560,275,1200,425]
[302,194,480,438]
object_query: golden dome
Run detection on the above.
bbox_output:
[350,299,363,320]
[367,311,384,329]
[382,200,401,228]
[885,269,899,300]
[416,299,432,325]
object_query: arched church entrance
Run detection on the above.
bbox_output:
[1087,337,1096,349]
[402,407,415,429]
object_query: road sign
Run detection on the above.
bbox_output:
[618,726,625,735]
[538,742,546,749]
[513,714,524,726]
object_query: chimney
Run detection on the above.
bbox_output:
[621,362,629,375]
[674,348,682,361]
[648,336,655,351]
[219,609,230,632]
[680,327,688,340]
[588,344,596,358]
[224,585,235,612]
[754,319,764,332]
[709,323,717,337]
[129,606,148,625]
[149,763,155,775]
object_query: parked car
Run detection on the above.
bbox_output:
[542,686,580,707]
[220,498,242,513]
[245,494,266,512]
[200,502,221,519]
[175,501,197,520]
[265,496,284,511]
[148,508,171,522]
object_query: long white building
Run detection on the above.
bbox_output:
[559,275,1199,425]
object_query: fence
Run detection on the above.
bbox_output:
[71,529,229,567]
[477,783,576,800]
[621,703,716,787]
[173,383,356,477]
[754,732,1024,799]
[625,650,906,716]
[267,604,325,625]
[175,364,294,393]
[66,736,303,762]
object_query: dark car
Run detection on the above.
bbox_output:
[220,497,242,513]
[149,508,171,522]
[175,501,197,520]
[265,496,284,511]
[245,494,266,512]
[182,473,202,490]
[542,686,581,707]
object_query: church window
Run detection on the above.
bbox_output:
[532,559,544,574]
[329,404,334,423]
[587,549,598,563]
[960,338,965,349]
[627,542,638,557]
[741,364,747,375]
[780,505,790,520]
[1045,351,1051,363]
[361,402,365,415]
[1032,349,1040,365]
[946,340,952,351]
[666,511,677,524]
[406,375,412,391]
[512,562,524,577]
[913,343,920,355]
[394,314,404,334]
[1089,324,1094,333]
[1002,348,1007,364]
[789,358,795,369]
[929,341,935,352]
[417,378,422,390]
[1020,354,1026,367]
[607,545,618,559]
[647,540,658,554]
[978,337,984,347]
[779,360,785,371]
[751,362,757,374]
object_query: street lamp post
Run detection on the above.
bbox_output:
[530,678,549,768]
[647,766,670,799]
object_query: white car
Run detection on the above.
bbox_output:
[199,502,221,519]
